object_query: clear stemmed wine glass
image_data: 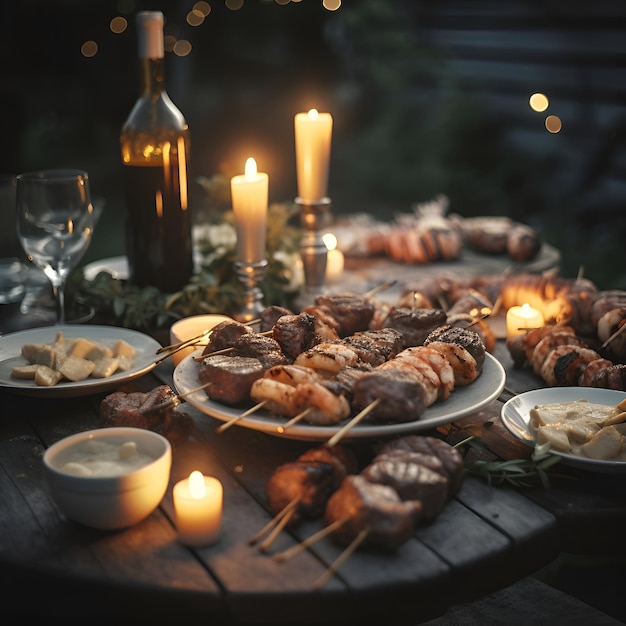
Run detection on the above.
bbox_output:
[16,169,94,324]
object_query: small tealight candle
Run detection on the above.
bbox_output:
[294,108,333,202]
[322,232,344,282]
[230,157,269,264]
[173,470,223,547]
[506,303,545,339]
[169,314,234,366]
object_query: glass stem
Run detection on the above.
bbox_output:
[53,282,66,324]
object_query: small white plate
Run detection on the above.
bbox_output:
[501,387,626,474]
[0,325,162,398]
[173,351,506,442]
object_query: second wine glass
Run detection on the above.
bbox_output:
[16,169,94,324]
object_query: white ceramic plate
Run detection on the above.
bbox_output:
[0,325,162,398]
[173,351,506,442]
[501,387,626,474]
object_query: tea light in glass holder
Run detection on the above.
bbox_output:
[506,303,544,339]
[173,470,223,547]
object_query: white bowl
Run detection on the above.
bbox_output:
[169,314,234,366]
[43,427,172,530]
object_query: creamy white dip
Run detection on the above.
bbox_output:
[57,440,155,477]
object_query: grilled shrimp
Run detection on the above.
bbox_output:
[263,364,322,386]
[397,346,455,400]
[294,383,351,425]
[250,378,305,417]
[531,331,588,376]
[294,342,360,375]
[423,341,479,386]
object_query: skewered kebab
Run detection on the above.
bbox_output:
[251,444,359,551]
[507,323,626,390]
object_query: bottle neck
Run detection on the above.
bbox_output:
[139,57,166,97]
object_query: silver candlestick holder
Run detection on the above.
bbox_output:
[234,259,268,322]
[295,196,332,307]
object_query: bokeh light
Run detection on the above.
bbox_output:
[529,92,549,112]
[545,115,562,133]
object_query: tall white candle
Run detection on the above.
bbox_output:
[173,470,223,546]
[294,109,333,202]
[230,157,269,263]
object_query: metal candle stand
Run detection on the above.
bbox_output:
[234,259,268,323]
[296,196,332,307]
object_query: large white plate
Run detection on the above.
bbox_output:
[173,351,506,441]
[0,325,162,398]
[501,387,626,474]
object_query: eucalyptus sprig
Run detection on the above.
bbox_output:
[458,437,563,489]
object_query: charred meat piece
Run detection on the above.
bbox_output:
[327,363,373,404]
[324,475,422,549]
[231,333,289,368]
[379,435,465,497]
[260,305,294,332]
[424,324,486,373]
[383,307,447,348]
[351,369,428,422]
[312,294,376,337]
[202,320,255,355]
[100,385,193,446]
[361,453,448,521]
[299,444,359,490]
[265,461,336,525]
[198,354,264,405]
[272,312,320,361]
[342,328,404,366]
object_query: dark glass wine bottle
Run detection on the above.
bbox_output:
[120,10,193,293]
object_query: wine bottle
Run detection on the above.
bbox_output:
[120,10,193,293]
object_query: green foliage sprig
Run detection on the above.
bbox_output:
[459,438,564,489]
[69,198,303,332]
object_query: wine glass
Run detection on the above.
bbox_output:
[16,169,94,324]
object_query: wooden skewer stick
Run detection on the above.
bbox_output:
[277,407,313,433]
[311,525,371,590]
[215,401,267,434]
[273,518,347,563]
[600,321,626,349]
[248,497,300,546]
[156,329,211,354]
[257,504,298,553]
[325,398,382,448]
[364,280,397,298]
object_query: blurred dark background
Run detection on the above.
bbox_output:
[1,0,624,288]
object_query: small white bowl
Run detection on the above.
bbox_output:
[43,427,172,530]
[169,314,234,366]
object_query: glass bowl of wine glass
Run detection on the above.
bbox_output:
[16,169,95,324]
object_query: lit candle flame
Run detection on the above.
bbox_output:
[189,470,206,499]
[308,108,319,120]
[322,232,338,251]
[244,157,258,180]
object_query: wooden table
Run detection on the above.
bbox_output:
[1,330,625,622]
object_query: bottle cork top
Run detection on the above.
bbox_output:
[136,11,164,59]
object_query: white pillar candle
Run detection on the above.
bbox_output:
[506,303,544,339]
[294,109,333,202]
[230,157,269,264]
[173,470,223,546]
